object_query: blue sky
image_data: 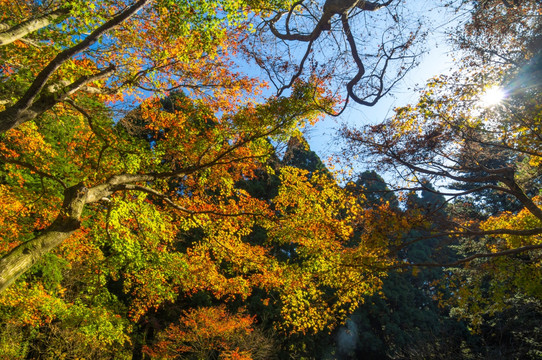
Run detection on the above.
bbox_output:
[304,1,463,164]
[233,0,468,177]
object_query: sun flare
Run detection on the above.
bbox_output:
[479,86,506,107]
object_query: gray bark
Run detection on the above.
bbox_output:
[0,65,115,133]
[0,183,88,293]
[0,7,70,46]
[0,172,168,293]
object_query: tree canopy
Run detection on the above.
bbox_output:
[2,0,542,358]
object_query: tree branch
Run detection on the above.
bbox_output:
[355,0,394,11]
[0,183,88,293]
[0,65,116,132]
[392,244,542,269]
[117,184,265,217]
[0,0,148,133]
[0,7,71,46]
[0,157,67,189]
[277,40,314,96]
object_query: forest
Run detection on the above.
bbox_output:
[0,0,541,358]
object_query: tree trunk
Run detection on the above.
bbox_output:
[0,173,160,293]
[0,183,88,292]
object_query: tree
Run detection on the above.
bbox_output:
[0,2,422,354]
[0,75,392,356]
[142,306,275,360]
[8,0,542,357]
[0,0,328,291]
[248,0,424,113]
[282,134,330,174]
[340,0,542,349]
[0,0,295,133]
[342,0,542,261]
[350,170,399,209]
[327,175,468,359]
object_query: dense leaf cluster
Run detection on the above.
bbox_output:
[1,0,542,359]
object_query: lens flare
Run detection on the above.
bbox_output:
[479,86,506,107]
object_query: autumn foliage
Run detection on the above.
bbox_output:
[0,0,413,358]
[1,0,542,358]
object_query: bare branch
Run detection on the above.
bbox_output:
[267,5,329,42]
[393,244,542,269]
[117,184,265,217]
[262,0,404,106]
[355,0,394,11]
[0,157,67,189]
[277,40,315,96]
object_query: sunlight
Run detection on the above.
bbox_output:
[479,86,506,107]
